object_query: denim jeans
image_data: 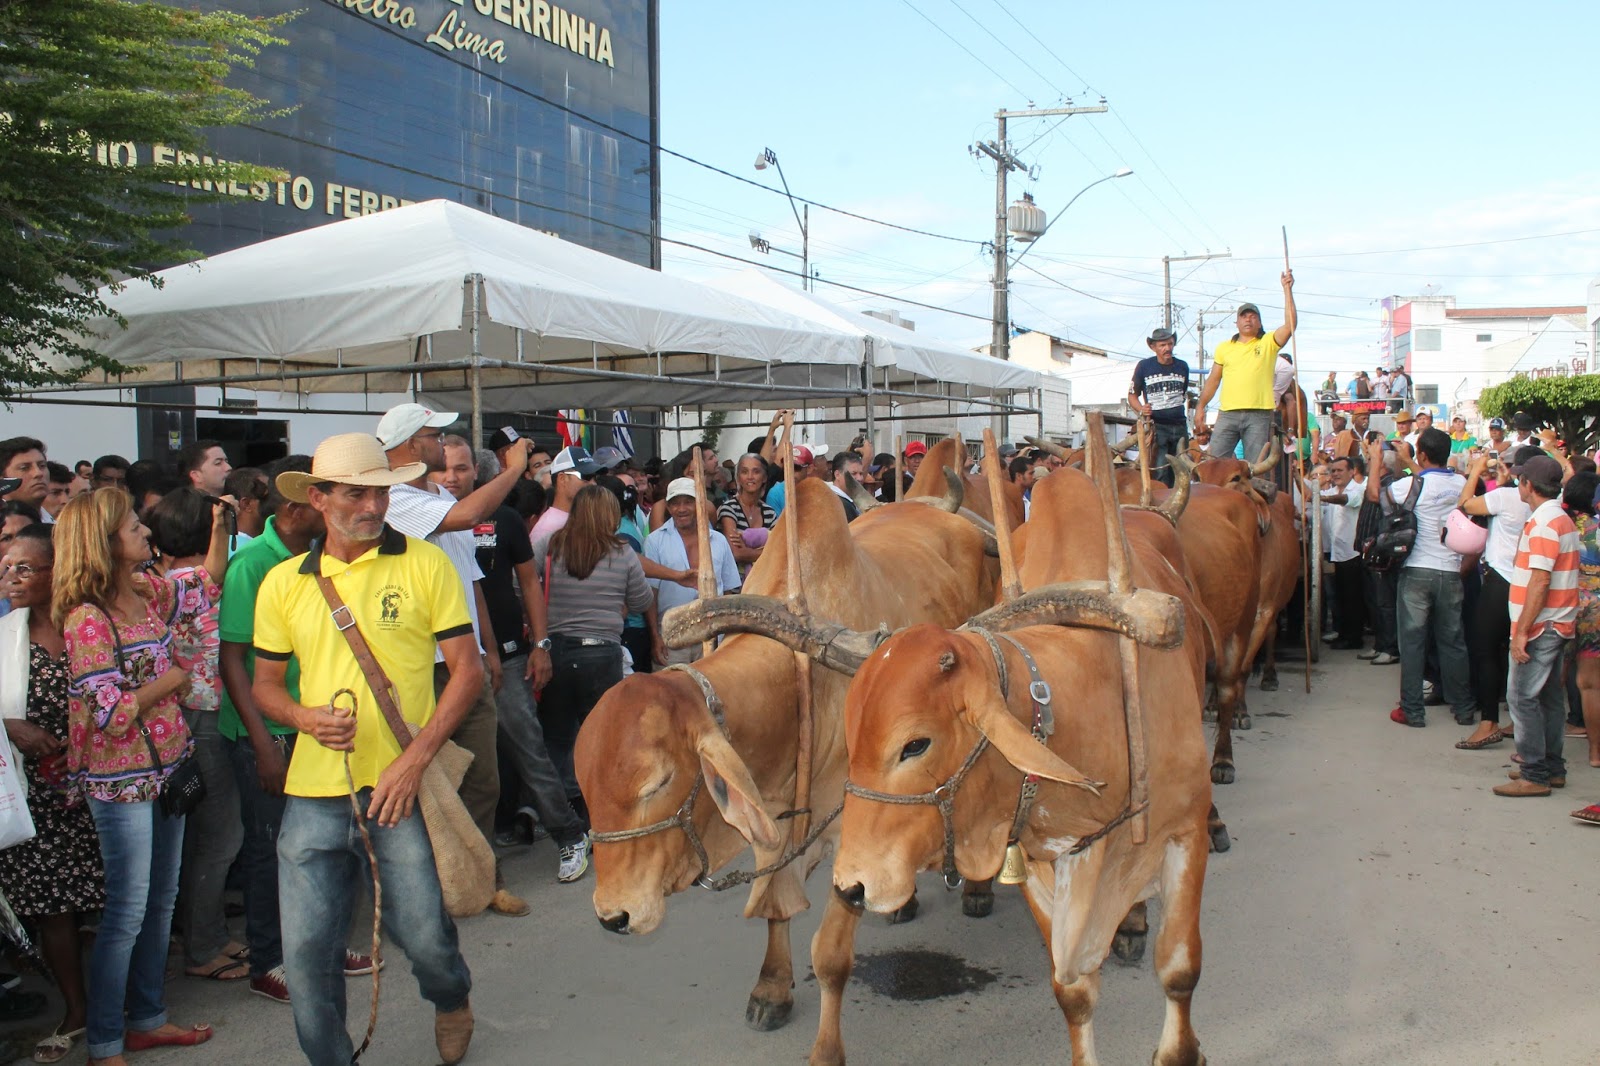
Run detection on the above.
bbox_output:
[178,709,243,966]
[86,798,186,1060]
[279,793,471,1066]
[493,652,584,846]
[1507,628,1571,784]
[1148,421,1189,487]
[538,637,624,802]
[1397,567,1476,723]
[228,732,296,976]
[1208,408,1273,465]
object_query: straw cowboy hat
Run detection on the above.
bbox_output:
[276,432,426,503]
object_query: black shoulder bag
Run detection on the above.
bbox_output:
[97,607,207,819]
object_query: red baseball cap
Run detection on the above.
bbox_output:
[792,445,815,466]
[904,440,928,457]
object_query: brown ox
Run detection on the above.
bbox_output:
[832,457,1213,1066]
[575,440,1012,1063]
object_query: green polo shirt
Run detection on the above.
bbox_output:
[218,517,299,741]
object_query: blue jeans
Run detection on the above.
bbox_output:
[1507,628,1571,784]
[494,652,584,846]
[539,638,624,803]
[1147,421,1188,487]
[1208,408,1273,466]
[86,798,186,1060]
[1397,567,1476,723]
[279,792,471,1066]
[229,732,296,976]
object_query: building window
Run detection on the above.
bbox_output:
[1414,328,1442,351]
[1476,333,1492,342]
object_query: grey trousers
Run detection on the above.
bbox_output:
[1208,408,1274,465]
[1507,628,1571,784]
[178,709,243,966]
[494,652,585,845]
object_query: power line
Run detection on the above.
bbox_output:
[945,0,1068,102]
[1012,260,1165,309]
[895,0,1033,101]
[1226,227,1600,260]
[311,0,982,246]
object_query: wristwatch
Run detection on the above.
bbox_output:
[534,638,552,651]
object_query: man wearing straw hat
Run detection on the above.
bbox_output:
[252,433,479,1066]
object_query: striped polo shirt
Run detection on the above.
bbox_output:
[1508,499,1581,639]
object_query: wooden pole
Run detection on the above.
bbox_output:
[894,434,905,502]
[981,428,1022,600]
[1284,226,1312,694]
[779,413,814,846]
[690,447,715,660]
[1137,415,1153,508]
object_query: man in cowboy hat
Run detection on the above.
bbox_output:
[1128,326,1192,486]
[251,433,479,1066]
[1194,270,1297,463]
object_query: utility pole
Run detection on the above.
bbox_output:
[977,103,1107,361]
[1162,251,1231,330]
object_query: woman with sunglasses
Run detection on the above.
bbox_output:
[0,525,105,1063]
[53,488,230,1066]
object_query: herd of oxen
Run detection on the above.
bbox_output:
[572,414,1301,1065]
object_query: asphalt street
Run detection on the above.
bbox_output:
[6,646,1598,1065]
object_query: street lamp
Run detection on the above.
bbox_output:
[1008,168,1132,269]
[753,147,810,291]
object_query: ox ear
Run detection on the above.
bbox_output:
[959,673,1103,795]
[695,731,781,850]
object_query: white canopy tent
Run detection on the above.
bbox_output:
[31,199,1039,441]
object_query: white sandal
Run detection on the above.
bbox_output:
[33,1024,84,1064]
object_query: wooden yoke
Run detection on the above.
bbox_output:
[1085,412,1151,846]
[981,428,1022,602]
[780,413,815,846]
[690,447,716,660]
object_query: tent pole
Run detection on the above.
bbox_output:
[469,273,484,448]
[863,337,876,452]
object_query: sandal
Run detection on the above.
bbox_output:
[1572,804,1600,825]
[33,1024,84,1064]
[124,1023,212,1051]
[184,956,248,981]
[1455,733,1503,750]
[224,943,249,962]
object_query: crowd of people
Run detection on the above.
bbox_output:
[0,406,905,1065]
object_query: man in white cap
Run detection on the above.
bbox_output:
[529,445,600,547]
[251,432,478,1066]
[643,477,741,665]
[377,402,533,917]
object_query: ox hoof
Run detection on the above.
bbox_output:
[1152,1051,1205,1066]
[1201,705,1218,724]
[1234,712,1253,731]
[1111,930,1147,964]
[887,893,920,925]
[961,891,994,918]
[1209,825,1232,853]
[1211,763,1235,786]
[1259,676,1278,693]
[745,994,794,1032]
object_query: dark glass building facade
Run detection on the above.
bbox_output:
[173,0,659,266]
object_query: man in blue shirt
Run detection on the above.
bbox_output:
[1127,327,1192,486]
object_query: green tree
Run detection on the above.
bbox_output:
[1478,374,1600,455]
[0,0,291,402]
[702,410,729,452]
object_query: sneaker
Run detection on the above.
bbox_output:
[1423,684,1445,707]
[1356,649,1381,660]
[344,950,383,976]
[1389,707,1424,728]
[492,822,533,848]
[517,805,549,843]
[0,971,18,991]
[250,966,290,1004]
[1371,653,1400,665]
[557,834,591,883]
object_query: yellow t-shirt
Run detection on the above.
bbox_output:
[253,527,472,798]
[1211,332,1283,411]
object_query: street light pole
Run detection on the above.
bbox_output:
[1009,168,1132,269]
[976,103,1107,361]
[755,147,809,291]
[1162,251,1231,330]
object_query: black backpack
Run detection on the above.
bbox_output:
[1360,474,1425,572]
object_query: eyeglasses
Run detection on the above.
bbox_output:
[7,563,50,579]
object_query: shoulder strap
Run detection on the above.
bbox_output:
[1402,473,1426,511]
[311,573,412,752]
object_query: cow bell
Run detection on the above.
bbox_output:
[998,842,1028,885]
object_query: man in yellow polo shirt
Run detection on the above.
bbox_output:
[1194,269,1297,462]
[252,433,481,1066]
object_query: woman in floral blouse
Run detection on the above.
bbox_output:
[146,489,246,982]
[53,488,229,1066]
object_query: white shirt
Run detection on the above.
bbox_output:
[385,482,485,661]
[1480,484,1530,583]
[643,524,741,616]
[1323,476,1364,564]
[1387,469,1467,572]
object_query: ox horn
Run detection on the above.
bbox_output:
[1023,435,1068,459]
[1248,436,1281,476]
[1158,451,1196,522]
[660,595,888,675]
[1108,434,1140,456]
[906,466,964,513]
[963,581,1184,649]
[842,472,882,513]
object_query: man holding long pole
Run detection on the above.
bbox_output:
[1194,270,1297,462]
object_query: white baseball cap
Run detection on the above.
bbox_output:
[665,477,698,501]
[376,403,457,450]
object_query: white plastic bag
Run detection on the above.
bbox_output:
[0,741,35,852]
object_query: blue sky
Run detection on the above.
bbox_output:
[655,0,1600,379]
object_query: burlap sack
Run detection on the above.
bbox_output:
[412,730,495,919]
